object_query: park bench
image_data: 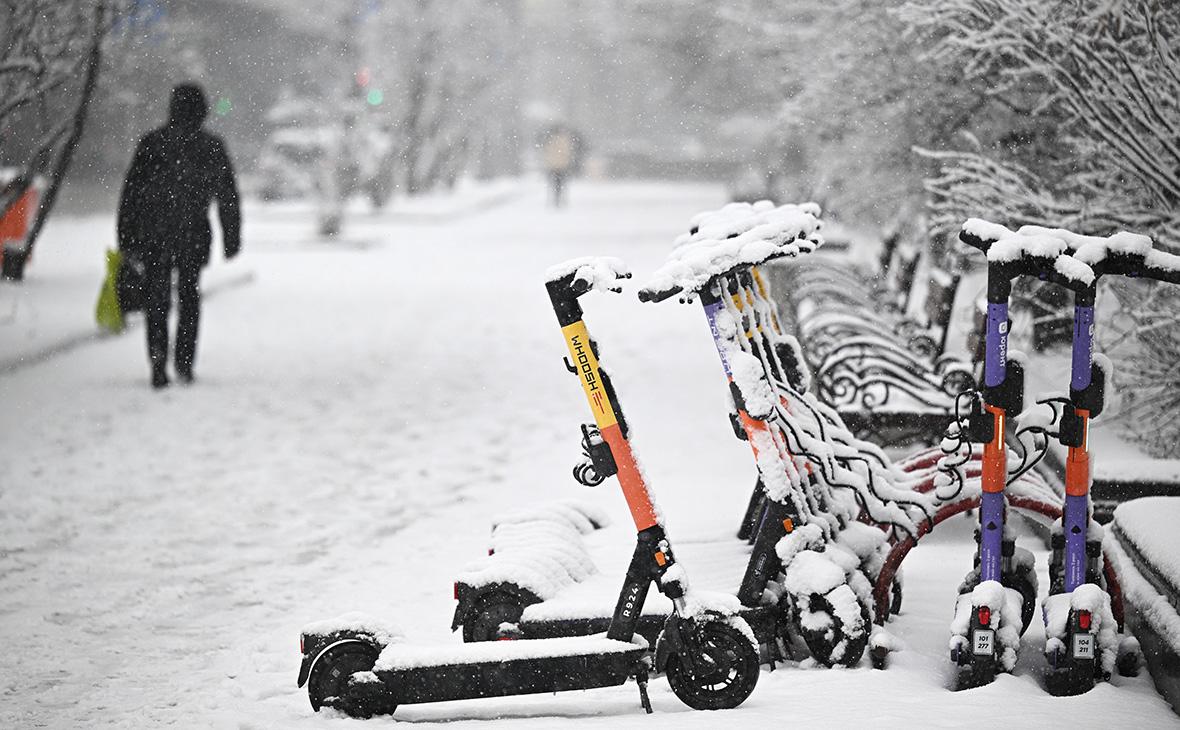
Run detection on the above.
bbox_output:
[733,208,975,446]
[1107,498,1180,714]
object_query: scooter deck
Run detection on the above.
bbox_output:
[371,634,646,705]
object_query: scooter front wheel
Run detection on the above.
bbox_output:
[665,620,759,710]
[796,586,868,668]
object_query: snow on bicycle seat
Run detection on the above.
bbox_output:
[640,202,824,303]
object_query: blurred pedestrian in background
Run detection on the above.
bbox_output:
[117,83,241,389]
[540,123,583,208]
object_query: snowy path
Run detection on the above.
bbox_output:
[1,181,1176,728]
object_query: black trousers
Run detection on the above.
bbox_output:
[145,254,202,374]
[550,171,567,207]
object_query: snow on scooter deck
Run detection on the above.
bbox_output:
[360,633,648,707]
[376,632,647,671]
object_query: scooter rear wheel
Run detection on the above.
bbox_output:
[307,642,390,718]
[665,620,759,710]
[461,592,525,642]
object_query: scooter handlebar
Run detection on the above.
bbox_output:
[1123,250,1180,285]
[546,258,630,325]
[958,229,991,254]
[637,283,682,303]
[958,227,1092,293]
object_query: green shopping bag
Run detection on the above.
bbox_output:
[95,248,124,333]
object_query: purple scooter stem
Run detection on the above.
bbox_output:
[979,302,1009,584]
[1062,304,1095,593]
[984,303,1009,389]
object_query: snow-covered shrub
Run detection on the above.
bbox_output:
[1099,280,1180,458]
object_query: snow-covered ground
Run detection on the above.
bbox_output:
[1,181,1176,727]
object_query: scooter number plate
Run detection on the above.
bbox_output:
[1073,633,1094,660]
[973,629,994,656]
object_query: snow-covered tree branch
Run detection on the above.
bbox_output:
[0,0,117,256]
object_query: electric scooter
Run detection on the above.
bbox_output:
[297,257,760,718]
[952,221,1093,690]
[1027,227,1180,695]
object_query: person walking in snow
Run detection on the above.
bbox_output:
[118,83,241,389]
[540,124,581,208]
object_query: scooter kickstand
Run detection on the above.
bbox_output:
[635,664,653,714]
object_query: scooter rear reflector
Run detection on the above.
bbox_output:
[1077,610,1091,631]
[977,606,991,626]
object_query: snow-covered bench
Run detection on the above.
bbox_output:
[784,260,973,446]
[681,201,972,446]
[1107,497,1180,715]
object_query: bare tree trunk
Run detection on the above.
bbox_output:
[22,3,106,260]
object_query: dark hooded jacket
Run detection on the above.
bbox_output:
[118,85,240,266]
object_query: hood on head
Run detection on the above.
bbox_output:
[169,84,208,128]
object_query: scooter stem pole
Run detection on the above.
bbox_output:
[559,318,660,532]
[700,284,783,467]
[979,296,1009,583]
[1063,292,1096,592]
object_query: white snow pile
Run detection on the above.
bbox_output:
[1106,527,1180,663]
[544,256,630,293]
[1144,248,1180,276]
[949,580,1024,672]
[455,503,601,599]
[300,611,405,646]
[680,589,747,624]
[490,498,610,535]
[784,551,867,664]
[642,202,823,300]
[729,349,777,419]
[832,521,894,610]
[1104,502,1180,646]
[776,521,878,625]
[1109,497,1180,596]
[871,626,898,653]
[1042,584,1118,675]
[374,632,646,671]
[1018,225,1153,265]
[684,199,812,242]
